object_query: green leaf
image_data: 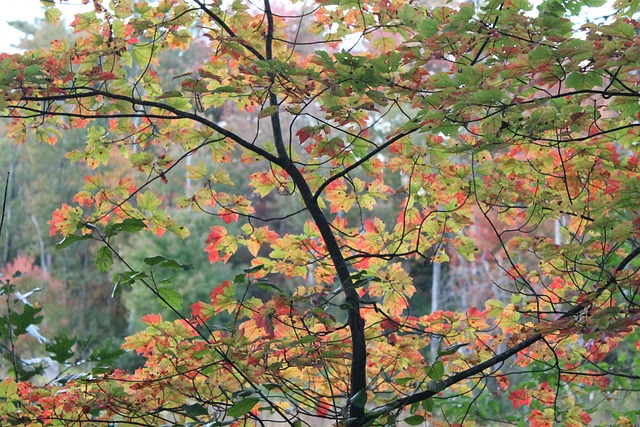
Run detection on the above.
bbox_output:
[254,281,284,294]
[95,247,113,272]
[0,378,19,409]
[437,343,468,357]
[565,71,603,90]
[263,383,281,390]
[144,255,167,266]
[258,105,278,118]
[56,234,92,249]
[233,389,256,398]
[113,270,146,288]
[335,49,366,68]
[89,339,125,364]
[161,259,193,270]
[105,218,146,237]
[422,398,434,412]
[404,415,425,426]
[349,389,368,409]
[10,305,43,335]
[365,89,388,106]
[181,403,209,417]
[418,18,438,37]
[143,256,192,270]
[137,191,162,212]
[157,287,183,310]
[45,334,77,364]
[426,380,446,393]
[470,88,504,105]
[427,361,444,380]
[44,8,62,25]
[244,264,264,273]
[227,397,259,418]
[114,218,147,233]
[132,44,154,67]
[158,90,184,99]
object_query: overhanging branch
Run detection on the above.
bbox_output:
[362,243,640,424]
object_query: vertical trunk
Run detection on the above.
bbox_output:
[30,214,48,274]
[554,217,562,245]
[185,154,192,195]
[1,166,14,264]
[262,0,366,421]
[430,261,441,360]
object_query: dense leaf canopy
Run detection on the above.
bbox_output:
[1,0,640,426]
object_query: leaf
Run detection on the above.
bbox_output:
[0,378,19,409]
[88,339,125,364]
[7,305,42,340]
[422,398,434,412]
[56,234,92,249]
[105,218,146,236]
[404,415,425,426]
[143,256,192,270]
[227,397,260,418]
[438,343,468,357]
[565,71,603,90]
[263,383,281,390]
[116,218,147,232]
[243,264,264,273]
[157,287,183,310]
[44,7,62,24]
[485,299,504,318]
[418,18,438,37]
[181,403,209,417]
[162,260,193,270]
[426,380,446,393]
[143,256,167,266]
[132,44,154,67]
[45,334,77,364]
[349,389,368,409]
[95,247,113,272]
[137,191,162,212]
[427,361,444,380]
[258,105,278,118]
[112,271,146,297]
[158,90,184,99]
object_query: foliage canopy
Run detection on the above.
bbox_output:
[2,0,640,426]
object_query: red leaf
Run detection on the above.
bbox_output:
[296,126,314,144]
[508,388,531,408]
[141,313,162,326]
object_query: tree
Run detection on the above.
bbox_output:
[1,0,640,425]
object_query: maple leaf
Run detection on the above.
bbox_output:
[204,226,237,263]
[190,301,215,323]
[141,313,162,326]
[528,409,555,427]
[48,204,83,236]
[508,388,532,408]
[219,208,239,224]
[325,179,356,213]
[495,375,510,391]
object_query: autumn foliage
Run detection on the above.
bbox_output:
[2,0,640,426]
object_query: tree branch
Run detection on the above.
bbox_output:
[18,88,282,165]
[362,243,640,424]
[192,0,265,61]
